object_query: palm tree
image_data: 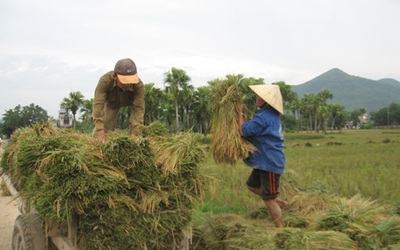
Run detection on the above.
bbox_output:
[319,105,330,134]
[180,84,195,130]
[163,67,191,132]
[329,103,346,131]
[317,89,333,104]
[80,98,93,121]
[316,89,333,132]
[60,91,85,129]
[116,106,130,129]
[162,92,176,133]
[293,98,303,131]
[144,83,165,125]
[193,86,211,140]
[301,93,317,131]
[77,98,94,133]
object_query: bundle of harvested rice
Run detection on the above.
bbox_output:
[1,122,205,249]
[191,213,272,250]
[286,191,333,216]
[274,228,357,250]
[151,132,206,174]
[209,75,255,165]
[223,222,275,250]
[191,213,356,249]
[318,194,400,249]
[140,120,169,137]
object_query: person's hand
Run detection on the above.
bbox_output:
[237,103,244,136]
[130,133,137,140]
[97,130,106,143]
[237,103,244,114]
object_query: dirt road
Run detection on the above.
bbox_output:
[0,177,20,250]
[1,143,20,250]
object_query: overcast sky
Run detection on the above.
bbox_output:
[1,0,399,118]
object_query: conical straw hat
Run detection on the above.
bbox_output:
[249,84,284,114]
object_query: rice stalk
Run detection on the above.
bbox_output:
[1,123,205,249]
[317,194,400,248]
[287,191,333,216]
[347,216,400,249]
[209,75,256,165]
[151,131,207,174]
[318,194,388,231]
[274,228,357,250]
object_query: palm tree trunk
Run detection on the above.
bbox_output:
[175,99,179,132]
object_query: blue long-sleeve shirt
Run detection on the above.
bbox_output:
[241,106,286,174]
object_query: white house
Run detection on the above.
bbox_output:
[57,109,74,128]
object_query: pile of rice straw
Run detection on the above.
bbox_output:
[209,75,255,165]
[1,121,205,249]
[191,213,357,250]
[189,172,400,250]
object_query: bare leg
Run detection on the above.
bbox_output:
[247,186,262,196]
[264,199,284,228]
[248,186,288,208]
[248,186,285,227]
[276,198,289,208]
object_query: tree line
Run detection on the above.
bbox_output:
[2,67,400,138]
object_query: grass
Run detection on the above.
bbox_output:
[191,129,400,249]
[195,129,400,217]
[195,160,259,217]
[3,127,399,249]
[285,129,400,203]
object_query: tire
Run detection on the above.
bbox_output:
[12,213,47,250]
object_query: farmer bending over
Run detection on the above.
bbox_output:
[92,58,145,142]
[237,84,287,228]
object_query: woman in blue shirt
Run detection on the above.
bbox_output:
[237,84,287,228]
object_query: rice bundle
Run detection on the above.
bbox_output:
[286,192,333,216]
[140,120,169,137]
[318,194,400,249]
[191,213,357,250]
[191,213,274,250]
[209,75,256,165]
[1,122,205,249]
[274,228,357,250]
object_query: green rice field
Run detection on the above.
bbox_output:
[196,129,400,216]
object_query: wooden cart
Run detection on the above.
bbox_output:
[2,172,190,250]
[2,173,78,250]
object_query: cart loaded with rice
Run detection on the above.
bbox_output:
[0,122,205,250]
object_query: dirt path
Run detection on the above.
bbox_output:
[1,144,20,250]
[0,177,20,250]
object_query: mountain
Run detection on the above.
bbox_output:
[292,68,400,112]
[377,78,400,88]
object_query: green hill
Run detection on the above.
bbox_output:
[292,68,400,112]
[377,78,400,88]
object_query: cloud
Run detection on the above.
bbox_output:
[0,55,103,117]
[1,0,400,119]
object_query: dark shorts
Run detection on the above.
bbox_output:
[247,169,281,200]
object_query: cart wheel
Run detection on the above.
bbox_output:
[12,213,46,250]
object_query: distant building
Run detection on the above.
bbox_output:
[344,121,355,129]
[359,113,371,124]
[57,109,74,128]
